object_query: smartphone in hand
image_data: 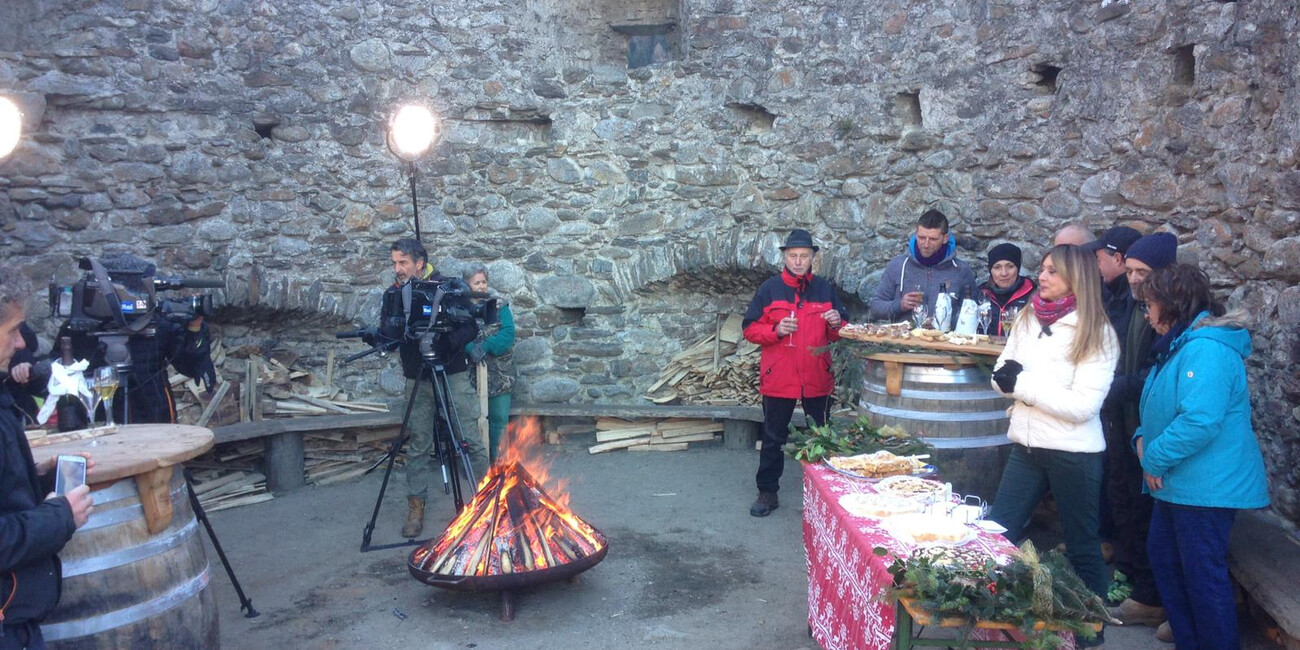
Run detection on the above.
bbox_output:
[54,455,87,496]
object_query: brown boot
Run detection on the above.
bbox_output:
[750,491,779,517]
[1107,598,1166,627]
[1156,620,1173,643]
[401,496,425,538]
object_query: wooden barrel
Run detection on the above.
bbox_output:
[43,466,219,649]
[858,354,1012,500]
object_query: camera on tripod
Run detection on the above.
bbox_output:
[48,256,222,332]
[379,277,498,342]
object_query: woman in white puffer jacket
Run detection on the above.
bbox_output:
[986,244,1119,646]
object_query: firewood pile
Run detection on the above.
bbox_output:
[179,339,396,511]
[587,417,724,454]
[643,314,759,406]
[172,341,389,428]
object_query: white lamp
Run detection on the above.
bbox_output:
[0,97,21,161]
[386,105,440,163]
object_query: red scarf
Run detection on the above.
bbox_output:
[782,268,811,295]
[1031,292,1077,327]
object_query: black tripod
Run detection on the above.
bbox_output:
[358,337,477,553]
[96,331,260,618]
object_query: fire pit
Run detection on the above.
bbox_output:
[408,419,609,620]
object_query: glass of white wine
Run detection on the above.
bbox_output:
[95,366,121,428]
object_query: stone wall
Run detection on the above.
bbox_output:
[2,0,1298,520]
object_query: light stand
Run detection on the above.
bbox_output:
[385,104,441,243]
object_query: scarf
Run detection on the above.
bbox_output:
[1150,319,1192,364]
[1031,293,1077,327]
[911,235,949,267]
[782,267,811,296]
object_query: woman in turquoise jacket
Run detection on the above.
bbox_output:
[1133,264,1269,650]
[464,264,516,463]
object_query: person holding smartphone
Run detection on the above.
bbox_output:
[0,264,95,648]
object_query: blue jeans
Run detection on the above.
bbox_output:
[987,445,1110,600]
[1147,500,1238,650]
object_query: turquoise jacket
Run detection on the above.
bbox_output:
[1133,311,1270,509]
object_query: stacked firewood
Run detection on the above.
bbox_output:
[644,314,760,406]
[587,417,724,454]
[171,340,389,427]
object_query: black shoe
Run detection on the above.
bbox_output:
[750,491,779,517]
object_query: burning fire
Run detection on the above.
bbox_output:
[410,417,607,577]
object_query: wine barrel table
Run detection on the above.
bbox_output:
[858,351,1012,500]
[30,424,218,650]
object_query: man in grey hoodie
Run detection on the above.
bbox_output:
[868,209,976,322]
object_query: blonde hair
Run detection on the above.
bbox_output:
[1019,244,1115,365]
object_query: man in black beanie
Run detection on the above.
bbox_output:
[1103,231,1179,630]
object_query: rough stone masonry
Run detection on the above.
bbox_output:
[1,0,1298,522]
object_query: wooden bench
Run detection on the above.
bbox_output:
[206,402,812,495]
[1229,509,1300,649]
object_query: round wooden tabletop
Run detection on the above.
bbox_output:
[30,424,214,485]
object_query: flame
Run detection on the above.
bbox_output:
[411,416,605,577]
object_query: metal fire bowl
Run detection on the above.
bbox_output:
[408,530,609,592]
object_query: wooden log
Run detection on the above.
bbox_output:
[196,381,231,428]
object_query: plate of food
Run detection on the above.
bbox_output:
[882,513,977,548]
[910,544,1003,568]
[824,451,936,481]
[838,493,922,519]
[875,475,949,502]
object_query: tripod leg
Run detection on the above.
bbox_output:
[361,375,422,551]
[432,367,477,501]
[184,469,259,618]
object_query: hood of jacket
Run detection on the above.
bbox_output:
[1174,310,1251,360]
[907,234,958,267]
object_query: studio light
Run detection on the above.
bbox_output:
[0,97,21,161]
[385,104,443,241]
[386,104,439,163]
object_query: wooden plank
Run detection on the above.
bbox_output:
[651,432,716,444]
[196,381,232,428]
[884,361,904,398]
[595,427,657,443]
[839,329,1005,357]
[587,437,653,454]
[628,442,689,452]
[1229,510,1300,640]
[292,395,351,415]
[134,466,175,535]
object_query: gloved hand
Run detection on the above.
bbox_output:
[992,359,1023,394]
[467,343,487,364]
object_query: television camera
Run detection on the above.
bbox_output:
[337,276,497,362]
[49,256,223,333]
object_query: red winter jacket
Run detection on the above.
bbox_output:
[742,269,847,399]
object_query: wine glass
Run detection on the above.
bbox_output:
[912,303,928,330]
[95,366,120,428]
[1000,306,1020,337]
[785,310,797,347]
[976,300,992,335]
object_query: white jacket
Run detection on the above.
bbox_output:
[993,309,1118,453]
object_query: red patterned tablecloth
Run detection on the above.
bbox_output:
[802,462,1077,650]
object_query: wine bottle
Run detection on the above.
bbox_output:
[55,337,89,432]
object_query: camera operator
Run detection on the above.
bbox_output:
[1,264,95,648]
[0,323,43,422]
[384,239,486,539]
[60,254,216,425]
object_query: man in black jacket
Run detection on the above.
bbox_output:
[0,265,94,648]
[384,239,483,539]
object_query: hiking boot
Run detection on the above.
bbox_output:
[749,491,779,517]
[1156,620,1173,643]
[1108,598,1166,627]
[401,496,425,538]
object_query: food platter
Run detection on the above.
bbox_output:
[838,493,922,519]
[823,451,937,482]
[882,513,977,548]
[875,475,949,502]
[839,323,1005,357]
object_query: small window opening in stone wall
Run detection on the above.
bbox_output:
[559,307,587,322]
[612,23,677,69]
[726,102,776,132]
[253,117,278,140]
[1173,44,1196,86]
[894,91,922,126]
[1032,63,1062,94]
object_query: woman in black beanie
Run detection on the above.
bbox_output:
[980,243,1037,336]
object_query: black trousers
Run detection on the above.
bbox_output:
[1,621,46,650]
[1105,421,1160,606]
[755,394,830,494]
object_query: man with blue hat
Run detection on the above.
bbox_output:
[742,229,847,517]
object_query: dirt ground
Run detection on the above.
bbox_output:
[204,442,1272,650]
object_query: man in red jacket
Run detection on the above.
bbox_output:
[743,229,847,517]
